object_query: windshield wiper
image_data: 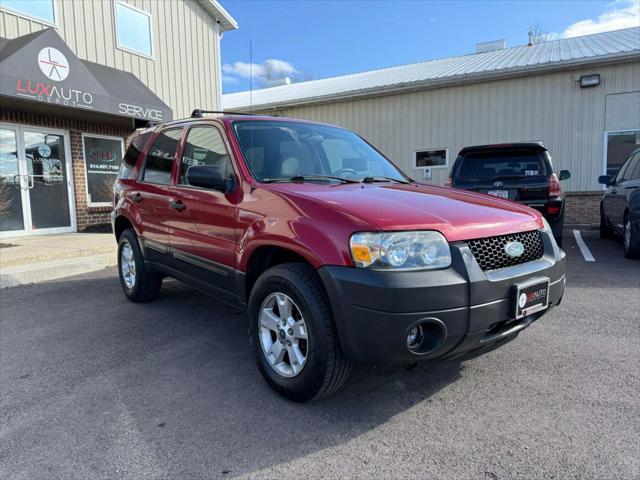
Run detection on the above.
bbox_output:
[362,176,410,184]
[262,175,360,184]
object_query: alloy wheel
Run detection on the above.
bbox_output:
[120,242,136,290]
[625,219,631,250]
[259,292,309,378]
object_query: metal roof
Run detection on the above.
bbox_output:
[223,27,640,110]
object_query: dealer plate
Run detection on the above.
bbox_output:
[514,277,549,319]
[488,189,509,199]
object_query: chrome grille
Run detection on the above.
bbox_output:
[467,230,544,271]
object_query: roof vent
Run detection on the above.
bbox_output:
[476,39,507,53]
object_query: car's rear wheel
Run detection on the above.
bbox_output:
[248,262,352,402]
[600,206,614,239]
[623,213,640,259]
[118,229,163,302]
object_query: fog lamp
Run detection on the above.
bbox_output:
[407,325,424,350]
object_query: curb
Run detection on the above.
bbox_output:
[0,245,116,269]
[0,254,116,289]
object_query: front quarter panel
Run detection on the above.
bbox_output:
[236,187,371,271]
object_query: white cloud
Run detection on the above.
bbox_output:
[560,0,639,38]
[263,59,297,75]
[221,58,298,85]
[222,74,239,85]
[222,61,265,79]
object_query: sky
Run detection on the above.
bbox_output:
[220,0,640,93]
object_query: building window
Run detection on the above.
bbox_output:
[0,0,55,24]
[414,148,448,169]
[605,130,640,177]
[82,135,125,206]
[114,1,153,58]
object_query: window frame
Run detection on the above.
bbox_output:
[81,133,125,208]
[603,129,640,188]
[413,147,449,170]
[139,127,184,186]
[0,0,57,25]
[176,124,237,191]
[113,0,154,59]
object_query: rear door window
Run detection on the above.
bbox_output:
[455,150,548,181]
[119,130,152,179]
[141,128,183,185]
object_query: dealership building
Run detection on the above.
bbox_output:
[223,27,640,225]
[0,0,237,236]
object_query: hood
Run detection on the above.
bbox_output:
[265,182,543,242]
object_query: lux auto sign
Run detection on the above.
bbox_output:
[11,46,165,121]
[15,47,94,109]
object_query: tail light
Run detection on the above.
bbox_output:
[444,177,452,188]
[549,173,562,197]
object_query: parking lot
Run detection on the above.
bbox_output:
[1,232,638,480]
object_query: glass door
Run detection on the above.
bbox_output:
[22,130,72,231]
[0,127,27,234]
[0,124,75,237]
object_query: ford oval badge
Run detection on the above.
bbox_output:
[505,241,525,258]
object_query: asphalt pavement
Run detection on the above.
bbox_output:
[1,232,639,480]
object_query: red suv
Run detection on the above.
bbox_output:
[112,113,566,402]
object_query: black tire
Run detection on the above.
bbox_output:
[248,262,352,402]
[118,229,163,302]
[623,213,640,259]
[600,206,614,239]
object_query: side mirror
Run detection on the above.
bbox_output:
[559,170,571,181]
[186,165,235,193]
[598,175,612,186]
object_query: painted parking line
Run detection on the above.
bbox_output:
[572,229,595,262]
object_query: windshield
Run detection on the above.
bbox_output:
[455,149,548,181]
[232,120,408,183]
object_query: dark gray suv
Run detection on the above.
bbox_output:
[599,148,640,258]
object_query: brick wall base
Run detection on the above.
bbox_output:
[564,192,602,226]
[1,108,133,231]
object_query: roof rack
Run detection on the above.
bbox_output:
[190,109,259,118]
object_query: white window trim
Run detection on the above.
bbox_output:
[0,0,57,26]
[113,0,154,60]
[413,147,449,169]
[82,133,125,208]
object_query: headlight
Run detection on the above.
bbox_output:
[349,231,451,270]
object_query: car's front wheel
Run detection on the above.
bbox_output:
[248,263,352,402]
[118,229,163,302]
[623,213,640,259]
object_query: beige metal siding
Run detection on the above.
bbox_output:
[0,0,222,118]
[266,62,640,193]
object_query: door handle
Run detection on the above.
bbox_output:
[131,192,143,203]
[169,200,186,211]
[625,186,638,190]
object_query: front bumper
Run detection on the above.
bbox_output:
[318,231,566,363]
